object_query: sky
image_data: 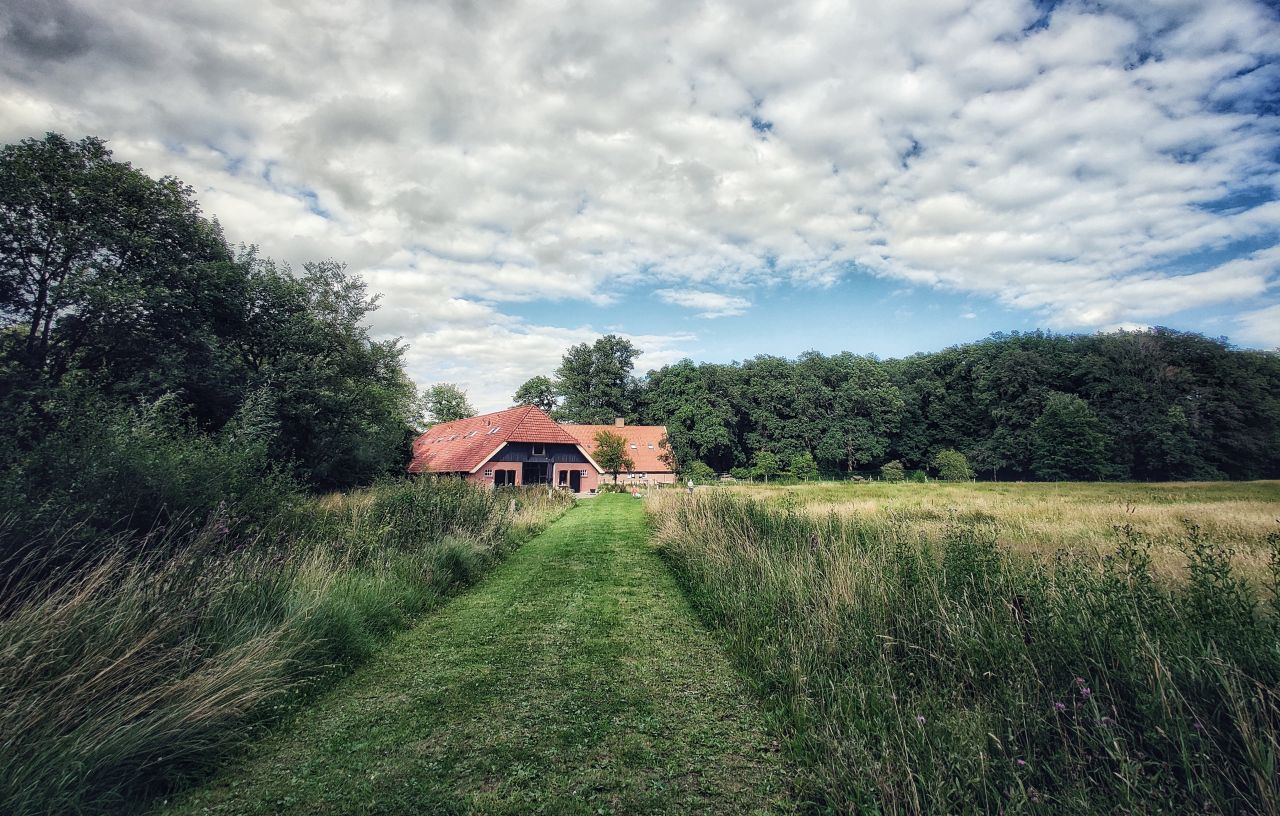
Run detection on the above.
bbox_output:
[2,0,1278,412]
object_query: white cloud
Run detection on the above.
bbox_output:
[1234,303,1280,348]
[1,0,1278,394]
[655,288,751,318]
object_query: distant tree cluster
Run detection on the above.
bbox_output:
[530,328,1280,482]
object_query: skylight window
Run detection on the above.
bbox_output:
[488,426,501,434]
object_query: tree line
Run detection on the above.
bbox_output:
[517,331,1280,482]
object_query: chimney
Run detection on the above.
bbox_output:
[614,417,625,427]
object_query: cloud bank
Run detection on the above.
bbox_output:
[2,0,1277,408]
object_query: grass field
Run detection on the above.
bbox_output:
[727,480,1280,577]
[164,495,793,815]
[652,481,1280,814]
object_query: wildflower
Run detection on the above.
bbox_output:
[1015,759,1027,767]
[1053,702,1066,713]
[1079,686,1092,700]
[915,715,926,725]
[1192,720,1205,732]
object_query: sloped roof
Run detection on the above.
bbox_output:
[560,424,673,473]
[408,405,580,474]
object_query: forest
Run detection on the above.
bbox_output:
[522,328,1280,483]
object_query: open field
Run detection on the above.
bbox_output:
[723,480,1280,578]
[651,483,1280,814]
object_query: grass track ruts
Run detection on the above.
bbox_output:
[163,494,794,815]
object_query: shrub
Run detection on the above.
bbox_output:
[880,460,905,482]
[683,461,718,484]
[932,448,972,481]
[909,469,928,483]
[728,466,753,481]
[790,452,820,482]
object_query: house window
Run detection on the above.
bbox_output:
[580,470,588,477]
[630,443,638,449]
[558,470,568,485]
[483,469,493,477]
[531,444,545,456]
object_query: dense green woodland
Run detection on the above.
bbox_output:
[633,330,1280,481]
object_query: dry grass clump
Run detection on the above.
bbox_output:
[651,489,1280,814]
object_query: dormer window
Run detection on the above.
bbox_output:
[531,444,546,456]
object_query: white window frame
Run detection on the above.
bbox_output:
[483,469,493,477]
[531,444,546,456]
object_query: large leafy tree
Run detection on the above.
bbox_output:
[424,382,475,424]
[1030,392,1111,481]
[555,334,641,424]
[0,133,232,411]
[513,375,558,413]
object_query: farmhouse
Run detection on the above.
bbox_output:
[407,407,673,493]
[561,419,677,485]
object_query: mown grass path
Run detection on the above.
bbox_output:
[164,495,794,815]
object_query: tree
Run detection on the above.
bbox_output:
[932,449,972,481]
[424,383,475,424]
[880,460,905,482]
[791,451,819,481]
[555,334,641,424]
[683,460,717,484]
[753,450,781,483]
[1030,392,1110,480]
[513,375,558,413]
[1,133,230,402]
[593,429,634,484]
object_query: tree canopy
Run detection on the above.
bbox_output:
[592,430,635,484]
[424,383,475,424]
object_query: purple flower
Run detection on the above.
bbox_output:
[1192,720,1205,732]
[1015,759,1027,767]
[1053,701,1067,713]
[915,715,926,725]
[1079,686,1092,700]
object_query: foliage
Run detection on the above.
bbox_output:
[554,334,641,424]
[790,451,820,481]
[0,134,418,494]
[633,330,1280,482]
[652,491,1280,814]
[593,429,635,484]
[880,459,905,482]
[1031,392,1110,480]
[931,448,972,481]
[728,466,752,481]
[683,460,718,484]
[752,450,781,483]
[0,479,574,816]
[512,375,558,413]
[424,382,475,424]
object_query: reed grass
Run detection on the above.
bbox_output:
[0,479,573,815]
[651,488,1280,814]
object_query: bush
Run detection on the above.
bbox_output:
[790,452,820,482]
[932,449,972,481]
[728,466,753,481]
[652,493,1280,814]
[682,461,718,484]
[880,460,905,482]
[909,469,928,483]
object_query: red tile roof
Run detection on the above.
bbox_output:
[408,405,581,474]
[560,424,673,473]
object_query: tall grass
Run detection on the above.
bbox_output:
[652,491,1280,814]
[0,479,573,815]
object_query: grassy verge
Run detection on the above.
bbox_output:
[0,479,572,815]
[651,488,1280,814]
[164,494,794,815]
